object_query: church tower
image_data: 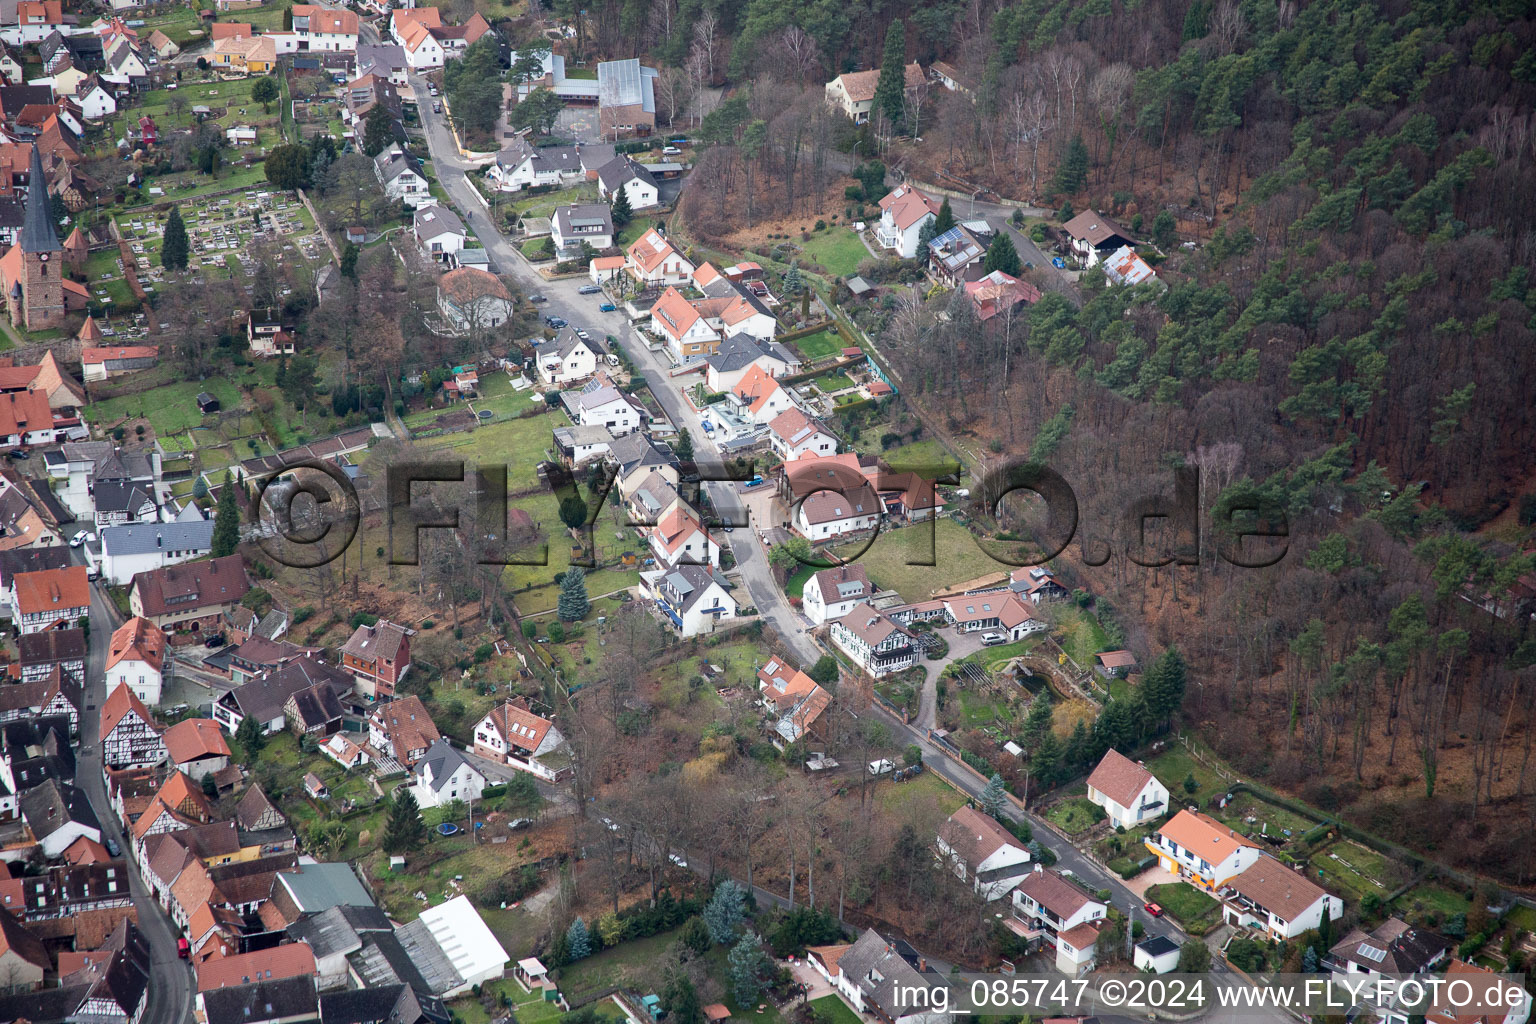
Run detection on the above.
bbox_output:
[13,144,64,332]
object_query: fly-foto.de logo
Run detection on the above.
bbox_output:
[249,457,1289,572]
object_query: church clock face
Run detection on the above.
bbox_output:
[38,253,47,262]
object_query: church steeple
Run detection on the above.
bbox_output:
[20,144,60,255]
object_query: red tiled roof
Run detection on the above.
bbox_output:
[163,719,231,765]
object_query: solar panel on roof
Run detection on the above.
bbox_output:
[1357,943,1388,963]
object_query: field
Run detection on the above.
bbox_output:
[83,377,245,436]
[794,227,868,277]
[1051,605,1111,672]
[137,5,206,46]
[1046,797,1105,836]
[874,769,966,815]
[1144,882,1220,928]
[834,518,1001,602]
[788,328,844,362]
[1310,841,1397,900]
[1144,748,1228,801]
[414,412,561,491]
[883,439,959,472]
[1394,882,1473,922]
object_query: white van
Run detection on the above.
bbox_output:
[868,759,895,776]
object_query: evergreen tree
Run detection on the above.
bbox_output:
[674,428,694,461]
[1152,209,1177,249]
[1142,646,1188,722]
[873,22,907,128]
[1054,134,1089,193]
[1318,903,1333,948]
[663,971,704,1024]
[680,916,711,955]
[383,788,427,853]
[161,206,189,271]
[1177,939,1211,973]
[211,470,241,557]
[235,714,264,756]
[728,935,770,1007]
[704,881,747,945]
[192,476,209,501]
[1032,731,1063,786]
[1021,691,1053,749]
[566,917,592,960]
[783,261,803,295]
[557,566,590,622]
[340,242,359,281]
[610,184,633,228]
[1302,947,1319,973]
[982,232,1022,276]
[50,192,67,223]
[933,198,955,233]
[201,773,218,799]
[978,773,1007,818]
[1065,719,1092,772]
[363,103,395,157]
[808,655,839,686]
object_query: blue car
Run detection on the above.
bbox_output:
[1052,256,1067,269]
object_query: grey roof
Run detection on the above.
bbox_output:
[607,433,674,477]
[348,932,444,998]
[629,472,678,516]
[413,204,465,241]
[377,150,421,185]
[552,203,612,240]
[356,43,406,75]
[276,862,374,913]
[1137,935,1180,958]
[596,155,656,192]
[835,930,941,1022]
[20,778,99,837]
[20,144,59,254]
[661,563,730,614]
[413,738,478,794]
[596,58,656,112]
[704,332,799,374]
[0,984,90,1024]
[93,480,155,517]
[288,903,393,961]
[928,225,986,274]
[578,143,615,173]
[500,141,582,175]
[553,424,614,448]
[202,976,319,1024]
[222,656,352,724]
[393,916,467,994]
[539,326,595,362]
[321,984,441,1024]
[100,519,213,558]
[0,547,73,584]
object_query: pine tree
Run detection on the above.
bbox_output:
[704,880,747,945]
[1318,903,1333,948]
[1065,718,1092,772]
[340,242,358,281]
[873,22,907,129]
[933,198,955,233]
[610,184,633,228]
[1022,691,1053,749]
[161,206,189,271]
[982,231,1022,276]
[728,934,769,1007]
[211,470,241,557]
[557,566,590,622]
[978,773,1007,818]
[1032,731,1063,786]
[1054,134,1089,194]
[383,788,427,853]
[566,917,592,960]
[673,428,694,461]
[783,261,803,295]
[1143,646,1188,722]
[363,103,394,157]
[664,971,704,1024]
[235,714,264,756]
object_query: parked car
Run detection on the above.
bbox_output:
[544,316,567,328]
[575,328,590,340]
[598,302,616,312]
[742,476,766,489]
[980,631,1008,646]
[868,759,895,776]
[1144,901,1164,917]
[6,449,28,460]
[177,938,190,959]
[433,101,442,113]
[203,634,226,648]
[70,531,89,548]
[508,818,532,830]
[86,568,100,581]
[578,284,602,294]
[105,838,121,857]
[668,853,688,868]
[528,293,548,303]
[661,145,682,156]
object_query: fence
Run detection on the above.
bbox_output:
[871,690,909,723]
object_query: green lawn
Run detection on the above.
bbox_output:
[783,561,816,599]
[883,440,960,473]
[1144,748,1226,801]
[833,518,1003,602]
[1046,797,1105,836]
[241,3,295,31]
[874,769,966,815]
[1052,605,1111,671]
[789,329,845,362]
[1394,883,1473,921]
[1310,841,1394,901]
[815,372,854,393]
[954,688,1014,729]
[515,182,599,219]
[84,378,244,436]
[795,227,868,277]
[415,413,560,490]
[616,215,662,247]
[555,926,685,1003]
[1144,882,1220,926]
[809,996,864,1024]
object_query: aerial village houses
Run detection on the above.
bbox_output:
[129,555,250,633]
[410,738,486,809]
[99,684,166,770]
[162,718,232,781]
[935,806,1033,901]
[367,694,439,767]
[1063,210,1136,266]
[1219,855,1344,940]
[828,604,916,677]
[1085,749,1169,830]
[800,564,875,625]
[1009,865,1109,976]
[473,701,569,782]
[875,184,941,259]
[1145,809,1264,890]
[824,63,925,123]
[755,658,831,748]
[806,928,952,1024]
[10,564,89,633]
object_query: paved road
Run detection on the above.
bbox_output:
[74,560,196,1024]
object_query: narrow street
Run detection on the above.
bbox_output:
[74,564,196,1024]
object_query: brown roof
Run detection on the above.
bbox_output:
[82,344,159,363]
[940,806,1028,872]
[1085,748,1155,808]
[61,835,112,865]
[13,565,90,615]
[1016,867,1095,919]
[487,701,553,753]
[145,833,194,888]
[878,183,940,231]
[340,619,412,666]
[197,942,316,992]
[1157,810,1260,867]
[1097,650,1137,669]
[16,626,85,667]
[1057,920,1101,951]
[833,603,911,648]
[163,718,231,765]
[831,62,924,103]
[100,683,157,741]
[169,860,222,920]
[233,785,282,831]
[1063,210,1133,247]
[1225,855,1331,923]
[369,695,439,760]
[438,267,510,304]
[131,555,249,618]
[106,616,166,673]
[0,905,56,973]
